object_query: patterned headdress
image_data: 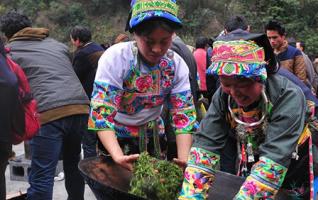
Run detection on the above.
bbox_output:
[129,0,181,30]
[207,40,267,83]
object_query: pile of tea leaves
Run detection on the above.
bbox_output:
[129,152,184,200]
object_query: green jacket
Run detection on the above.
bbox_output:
[195,74,306,167]
[179,74,309,199]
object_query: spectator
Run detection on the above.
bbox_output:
[265,20,307,84]
[70,25,105,159]
[0,11,89,200]
[224,15,250,33]
[100,42,111,50]
[204,37,217,105]
[296,41,318,92]
[171,33,199,105]
[314,56,318,75]
[113,33,130,44]
[206,37,214,67]
[193,36,209,95]
[0,36,23,200]
[70,25,104,99]
[296,41,305,52]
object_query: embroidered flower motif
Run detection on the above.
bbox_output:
[242,180,258,196]
[188,147,220,169]
[163,67,173,76]
[163,80,172,88]
[135,75,153,92]
[126,104,135,113]
[114,95,121,105]
[127,126,139,137]
[173,113,189,128]
[159,60,168,68]
[170,96,184,107]
[193,172,206,189]
[106,110,116,123]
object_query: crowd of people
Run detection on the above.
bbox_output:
[0,0,318,199]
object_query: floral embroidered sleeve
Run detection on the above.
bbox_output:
[179,147,220,200]
[88,81,122,131]
[167,53,198,134]
[87,43,131,131]
[167,90,198,134]
[235,157,287,199]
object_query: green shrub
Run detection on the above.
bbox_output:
[48,2,86,27]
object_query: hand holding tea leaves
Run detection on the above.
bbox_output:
[98,131,139,171]
[173,158,187,170]
[114,154,139,171]
[129,152,184,200]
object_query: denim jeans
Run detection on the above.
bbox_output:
[27,114,86,200]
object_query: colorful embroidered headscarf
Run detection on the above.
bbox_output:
[129,0,181,30]
[207,40,267,83]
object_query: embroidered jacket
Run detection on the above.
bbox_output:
[88,41,197,137]
[179,74,307,199]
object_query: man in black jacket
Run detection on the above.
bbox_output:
[70,25,105,158]
[70,26,104,100]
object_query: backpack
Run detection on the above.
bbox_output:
[6,56,40,145]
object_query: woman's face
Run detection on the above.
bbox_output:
[220,76,263,107]
[134,27,173,66]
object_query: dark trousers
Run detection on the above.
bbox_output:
[0,143,11,200]
[0,160,7,200]
[220,135,237,175]
[27,115,86,200]
[82,129,97,159]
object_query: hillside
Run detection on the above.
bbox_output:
[1,0,318,56]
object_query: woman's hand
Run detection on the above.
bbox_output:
[173,158,187,170]
[98,131,139,171]
[113,154,139,171]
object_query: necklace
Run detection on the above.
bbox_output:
[227,88,269,127]
[228,88,271,176]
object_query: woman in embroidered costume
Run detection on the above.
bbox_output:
[88,0,197,173]
[179,33,318,199]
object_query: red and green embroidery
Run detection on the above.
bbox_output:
[235,156,287,199]
[179,147,220,199]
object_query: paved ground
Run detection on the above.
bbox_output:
[6,142,96,200]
